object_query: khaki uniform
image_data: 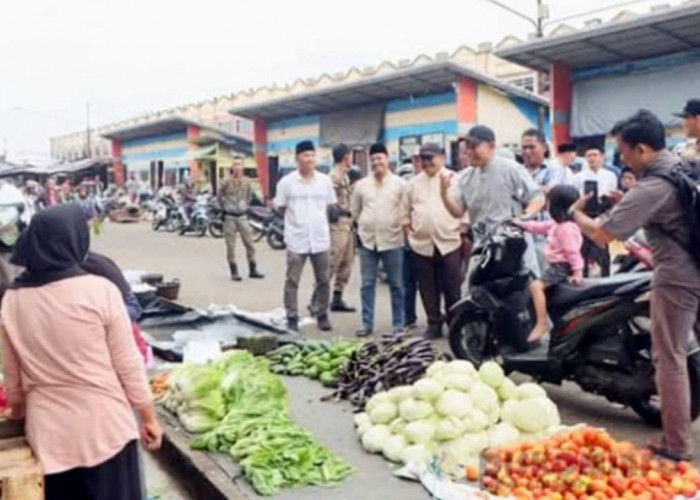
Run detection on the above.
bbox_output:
[218,176,256,265]
[328,168,354,292]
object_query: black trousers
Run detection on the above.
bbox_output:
[581,236,610,277]
[46,440,142,500]
[412,247,462,326]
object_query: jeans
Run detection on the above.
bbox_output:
[403,246,417,326]
[360,246,404,331]
[284,251,330,319]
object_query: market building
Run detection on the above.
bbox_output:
[495,2,700,154]
[231,60,549,198]
[101,117,252,191]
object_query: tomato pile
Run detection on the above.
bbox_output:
[482,427,700,500]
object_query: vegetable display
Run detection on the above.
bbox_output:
[354,359,562,477]
[328,334,445,409]
[266,340,359,387]
[483,426,700,500]
[164,351,354,495]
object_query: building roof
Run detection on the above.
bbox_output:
[230,61,547,120]
[101,117,218,141]
[495,2,700,72]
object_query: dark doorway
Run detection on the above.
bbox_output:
[353,148,368,176]
[208,162,218,194]
[150,162,157,191]
[268,155,279,199]
[156,161,164,189]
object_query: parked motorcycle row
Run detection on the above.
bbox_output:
[149,192,286,250]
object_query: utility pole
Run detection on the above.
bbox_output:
[86,102,91,158]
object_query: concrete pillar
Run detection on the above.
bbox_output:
[186,125,201,181]
[111,140,125,186]
[456,77,478,134]
[550,63,572,152]
[253,118,269,199]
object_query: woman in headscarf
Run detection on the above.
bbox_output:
[1,204,162,500]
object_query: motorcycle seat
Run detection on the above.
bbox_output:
[547,272,652,307]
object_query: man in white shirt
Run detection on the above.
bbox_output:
[274,141,337,332]
[351,143,406,337]
[573,145,618,276]
[573,146,619,203]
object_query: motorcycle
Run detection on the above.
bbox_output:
[448,222,700,427]
[207,198,224,239]
[615,231,654,273]
[178,196,209,237]
[248,206,285,250]
[151,194,181,233]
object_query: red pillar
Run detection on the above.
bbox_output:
[187,125,201,181]
[111,140,125,186]
[550,63,572,152]
[253,118,269,199]
[456,77,477,132]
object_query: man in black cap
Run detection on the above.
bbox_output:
[675,99,700,165]
[274,140,336,332]
[440,125,544,293]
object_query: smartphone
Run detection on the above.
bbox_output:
[583,180,600,214]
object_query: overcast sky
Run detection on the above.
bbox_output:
[0,0,684,160]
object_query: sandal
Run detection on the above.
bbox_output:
[648,439,693,462]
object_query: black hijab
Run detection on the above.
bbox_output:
[11,204,89,288]
[81,251,131,302]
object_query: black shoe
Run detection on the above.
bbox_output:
[355,327,372,338]
[317,314,333,331]
[249,261,265,279]
[330,291,356,313]
[422,323,443,339]
[229,263,242,282]
[307,304,317,318]
[287,317,299,332]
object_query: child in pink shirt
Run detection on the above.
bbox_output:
[513,185,584,342]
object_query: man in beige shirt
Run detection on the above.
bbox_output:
[402,143,462,339]
[351,143,406,337]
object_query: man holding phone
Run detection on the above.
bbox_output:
[573,146,618,276]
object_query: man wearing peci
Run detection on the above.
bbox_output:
[274,141,336,332]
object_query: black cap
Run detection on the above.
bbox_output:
[295,140,315,155]
[674,99,700,118]
[369,143,388,156]
[466,125,496,145]
[558,143,576,153]
[419,143,443,157]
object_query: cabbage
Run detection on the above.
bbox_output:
[478,361,505,389]
[444,360,477,376]
[413,378,444,401]
[401,444,435,465]
[365,392,391,413]
[500,400,519,425]
[354,412,371,428]
[512,397,560,433]
[403,419,436,444]
[516,382,547,400]
[382,434,408,463]
[174,364,222,400]
[488,423,520,448]
[462,409,489,432]
[387,385,414,404]
[426,361,448,377]
[357,421,372,437]
[361,425,391,453]
[469,382,499,414]
[178,411,221,433]
[435,416,465,441]
[186,390,226,419]
[486,405,500,426]
[497,378,519,401]
[398,398,433,421]
[441,372,475,392]
[389,417,407,434]
[369,401,397,425]
[442,432,489,460]
[435,390,474,418]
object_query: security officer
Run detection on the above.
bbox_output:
[218,156,264,281]
[311,144,356,313]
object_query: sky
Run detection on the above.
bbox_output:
[0,0,685,160]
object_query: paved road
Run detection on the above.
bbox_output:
[94,222,700,498]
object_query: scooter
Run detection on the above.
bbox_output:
[151,194,180,232]
[248,206,286,250]
[207,197,224,239]
[448,222,700,427]
[178,196,209,237]
[615,232,654,273]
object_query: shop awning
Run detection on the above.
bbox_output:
[230,61,547,120]
[184,145,217,161]
[495,3,700,71]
